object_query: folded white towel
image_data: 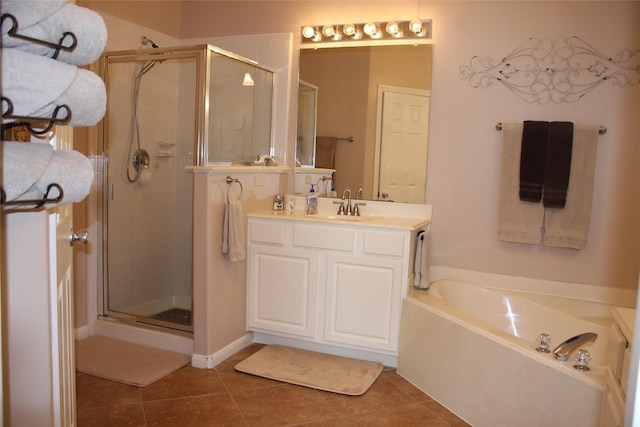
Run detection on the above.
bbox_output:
[2,141,93,208]
[1,140,53,200]
[413,231,431,289]
[497,122,545,244]
[1,0,67,28]
[1,2,108,65]
[222,200,246,262]
[2,48,106,126]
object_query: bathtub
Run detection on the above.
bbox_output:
[397,279,613,427]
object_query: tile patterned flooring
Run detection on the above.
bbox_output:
[76,343,470,426]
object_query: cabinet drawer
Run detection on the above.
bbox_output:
[364,231,405,257]
[249,220,286,245]
[293,224,356,251]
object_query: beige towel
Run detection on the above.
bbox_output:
[222,200,246,262]
[315,136,337,169]
[497,123,545,244]
[543,125,599,249]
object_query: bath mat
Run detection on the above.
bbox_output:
[234,345,383,395]
[75,336,190,387]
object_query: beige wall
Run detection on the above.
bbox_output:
[83,1,640,290]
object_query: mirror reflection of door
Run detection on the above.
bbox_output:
[296,80,318,167]
[374,85,430,203]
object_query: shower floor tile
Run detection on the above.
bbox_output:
[149,308,192,326]
[76,343,471,426]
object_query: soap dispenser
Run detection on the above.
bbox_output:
[307,184,318,214]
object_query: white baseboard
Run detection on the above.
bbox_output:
[191,333,254,369]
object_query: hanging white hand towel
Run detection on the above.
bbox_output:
[497,122,545,244]
[222,200,246,262]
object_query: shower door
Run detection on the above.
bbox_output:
[99,47,204,332]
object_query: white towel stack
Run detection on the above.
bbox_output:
[1,0,107,125]
[1,0,106,207]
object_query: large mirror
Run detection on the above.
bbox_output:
[296,44,433,203]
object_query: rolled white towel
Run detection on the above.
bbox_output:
[1,140,53,200]
[1,2,108,65]
[2,48,106,126]
[2,141,93,207]
[0,0,67,28]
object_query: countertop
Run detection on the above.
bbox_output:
[248,210,431,231]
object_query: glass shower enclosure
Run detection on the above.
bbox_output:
[98,45,274,332]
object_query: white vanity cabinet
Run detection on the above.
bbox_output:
[601,307,635,427]
[247,212,428,360]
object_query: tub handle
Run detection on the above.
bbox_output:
[535,333,551,353]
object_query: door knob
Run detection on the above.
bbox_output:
[69,229,88,246]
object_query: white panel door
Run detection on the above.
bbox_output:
[376,87,430,203]
[324,254,403,351]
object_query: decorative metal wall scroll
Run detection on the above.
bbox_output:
[459,36,640,103]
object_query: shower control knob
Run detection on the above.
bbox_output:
[69,229,89,246]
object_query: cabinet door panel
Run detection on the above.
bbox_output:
[248,245,317,337]
[325,254,402,350]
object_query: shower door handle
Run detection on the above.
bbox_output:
[69,229,89,246]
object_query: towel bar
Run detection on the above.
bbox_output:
[225,176,243,203]
[1,13,78,59]
[1,183,64,210]
[496,122,606,135]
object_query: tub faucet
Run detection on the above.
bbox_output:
[552,332,598,361]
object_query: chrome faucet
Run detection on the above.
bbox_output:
[552,332,598,361]
[341,189,352,215]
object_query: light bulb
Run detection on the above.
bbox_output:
[342,23,356,36]
[363,22,379,37]
[322,25,335,37]
[302,26,316,39]
[385,21,399,35]
[409,20,424,36]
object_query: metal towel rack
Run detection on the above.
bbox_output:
[1,183,64,210]
[225,176,243,203]
[337,136,354,142]
[1,13,77,135]
[495,122,607,135]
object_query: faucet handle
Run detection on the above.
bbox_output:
[573,349,591,371]
[535,333,551,353]
[333,200,345,215]
[353,202,366,216]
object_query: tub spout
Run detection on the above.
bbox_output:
[552,332,598,361]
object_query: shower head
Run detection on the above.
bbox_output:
[140,36,159,49]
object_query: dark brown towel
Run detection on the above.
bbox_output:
[543,121,574,208]
[519,121,549,202]
[315,136,337,169]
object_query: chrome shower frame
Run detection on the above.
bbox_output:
[97,44,274,333]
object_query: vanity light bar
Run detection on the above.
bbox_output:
[301,19,431,44]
